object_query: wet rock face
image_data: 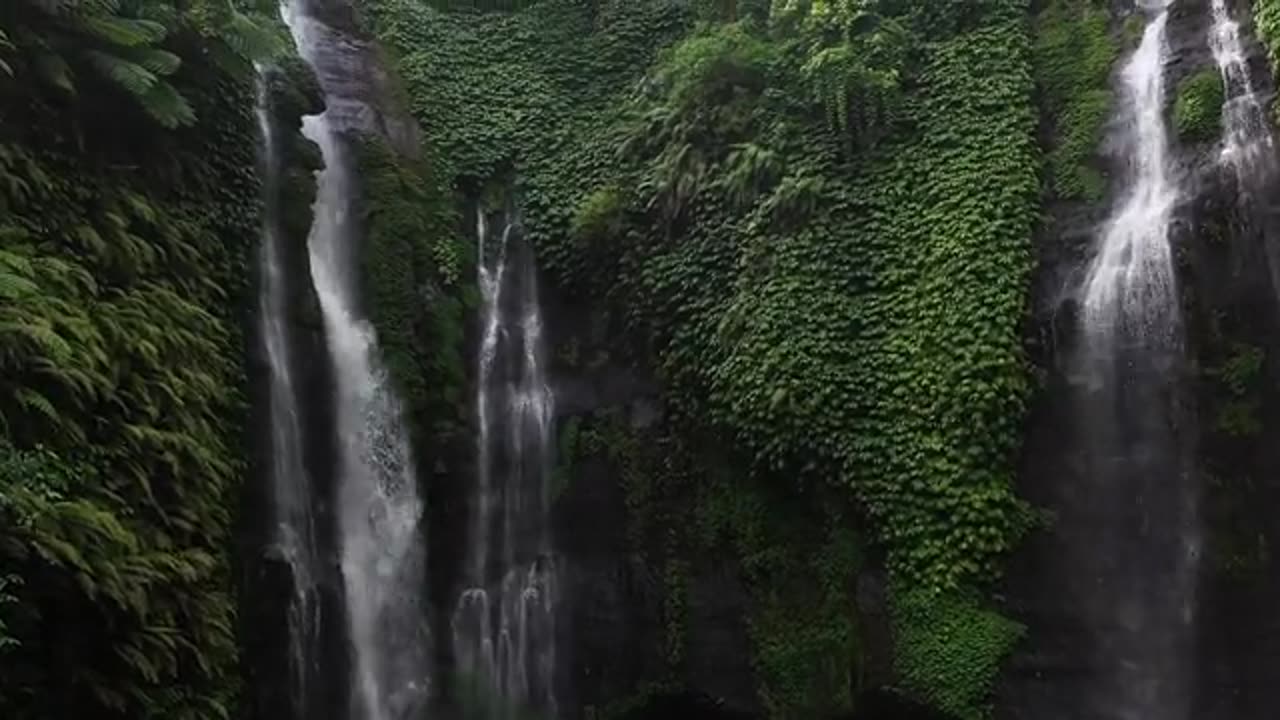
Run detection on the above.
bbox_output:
[242,65,346,720]
[290,0,421,152]
[1003,0,1280,718]
[542,286,762,718]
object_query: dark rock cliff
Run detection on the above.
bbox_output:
[539,290,763,718]
[240,58,348,720]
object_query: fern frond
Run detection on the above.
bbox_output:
[79,15,167,47]
[34,51,76,93]
[85,49,157,96]
[13,387,60,425]
[139,81,196,128]
[211,8,282,66]
[0,29,13,76]
[122,47,181,77]
[0,319,74,361]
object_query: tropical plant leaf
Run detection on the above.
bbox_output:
[79,15,168,47]
[85,49,158,96]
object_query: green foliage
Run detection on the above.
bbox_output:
[1205,472,1270,578]
[550,416,582,500]
[0,32,258,718]
[1257,0,1280,73]
[1033,0,1117,201]
[773,0,911,147]
[582,412,862,717]
[0,574,16,651]
[890,586,1024,719]
[578,411,693,680]
[619,2,1040,591]
[1208,343,1264,438]
[1173,68,1224,144]
[425,0,546,10]
[370,0,1038,713]
[0,444,236,716]
[0,0,280,127]
[571,185,628,244]
[697,468,862,716]
[355,0,689,297]
[354,134,470,468]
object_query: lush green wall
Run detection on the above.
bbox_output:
[0,2,277,717]
[1033,0,1118,202]
[360,0,1042,717]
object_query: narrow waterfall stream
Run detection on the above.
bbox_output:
[1082,5,1178,344]
[1209,0,1275,181]
[254,71,321,717]
[1208,0,1280,305]
[283,3,431,718]
[452,205,558,718]
[1068,2,1199,717]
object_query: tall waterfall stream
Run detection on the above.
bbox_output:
[267,3,433,718]
[1082,4,1178,345]
[254,72,321,717]
[452,205,559,719]
[1073,2,1198,717]
[1208,0,1280,306]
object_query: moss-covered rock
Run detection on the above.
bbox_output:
[1034,0,1120,202]
[1174,68,1225,144]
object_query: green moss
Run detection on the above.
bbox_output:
[891,587,1025,720]
[1207,343,1265,437]
[571,185,628,245]
[696,465,862,717]
[354,135,469,470]
[1174,69,1224,143]
[1206,471,1270,580]
[1256,0,1280,71]
[550,416,581,501]
[1034,0,1119,201]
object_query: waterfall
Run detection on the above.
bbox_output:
[1208,0,1280,304]
[1082,4,1178,348]
[452,205,558,719]
[1070,2,1198,717]
[254,71,321,717]
[1209,0,1275,180]
[283,3,431,718]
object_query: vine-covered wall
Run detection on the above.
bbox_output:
[359,0,1042,717]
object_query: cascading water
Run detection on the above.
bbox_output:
[1209,0,1275,181]
[284,3,431,718]
[1082,4,1178,346]
[255,70,321,717]
[1207,0,1280,303]
[1069,2,1199,717]
[452,205,558,719]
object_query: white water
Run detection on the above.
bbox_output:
[1074,4,1200,719]
[1209,0,1275,180]
[452,208,558,718]
[285,3,431,717]
[1082,3,1179,346]
[1208,0,1280,307]
[255,71,320,714]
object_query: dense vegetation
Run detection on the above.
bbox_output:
[359,0,1041,716]
[0,1,277,717]
[1174,68,1224,144]
[1032,0,1116,202]
[17,0,1253,719]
